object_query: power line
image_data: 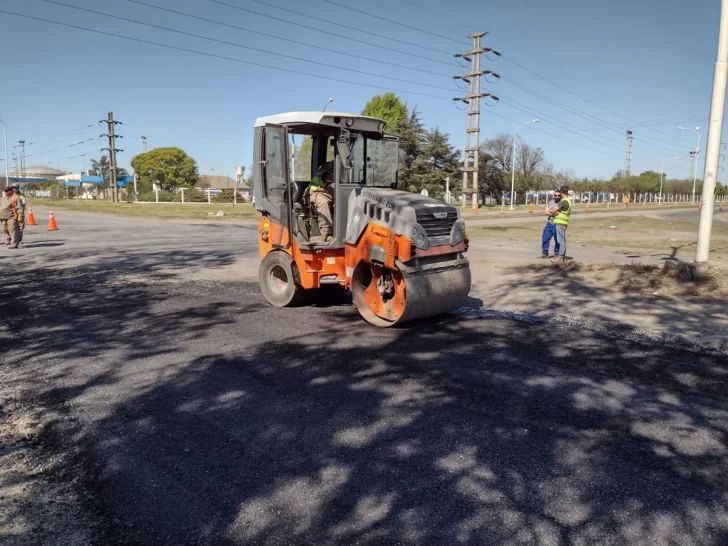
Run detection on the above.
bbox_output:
[0,9,453,100]
[13,122,96,147]
[500,76,686,156]
[250,0,454,56]
[209,0,456,67]
[498,97,693,169]
[46,1,458,92]
[129,0,452,78]
[51,1,458,92]
[501,56,692,148]
[322,0,466,45]
[341,0,702,151]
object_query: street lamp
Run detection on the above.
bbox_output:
[660,156,681,206]
[679,126,702,204]
[510,119,539,210]
[322,98,334,112]
[0,119,9,188]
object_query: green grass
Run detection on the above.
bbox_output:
[28,199,260,221]
[473,216,728,258]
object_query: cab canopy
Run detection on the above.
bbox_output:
[254,111,387,139]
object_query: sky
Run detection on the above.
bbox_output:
[0,0,721,183]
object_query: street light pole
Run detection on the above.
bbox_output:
[510,119,539,210]
[679,126,702,204]
[0,119,9,188]
[660,156,681,206]
[696,0,728,263]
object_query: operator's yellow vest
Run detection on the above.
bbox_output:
[554,197,572,226]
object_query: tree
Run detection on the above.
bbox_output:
[516,140,545,192]
[88,156,129,199]
[392,108,426,192]
[89,155,110,179]
[411,128,460,196]
[361,92,409,132]
[481,133,513,174]
[477,152,507,204]
[131,147,198,192]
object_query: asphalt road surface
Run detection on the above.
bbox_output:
[2,209,728,545]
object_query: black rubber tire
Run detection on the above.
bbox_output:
[258,251,305,307]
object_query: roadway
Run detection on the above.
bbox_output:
[1,209,727,545]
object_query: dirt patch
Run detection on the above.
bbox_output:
[0,365,98,546]
[551,262,728,299]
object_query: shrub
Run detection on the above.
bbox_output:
[174,188,208,202]
[138,190,174,202]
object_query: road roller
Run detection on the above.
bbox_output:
[252,111,471,327]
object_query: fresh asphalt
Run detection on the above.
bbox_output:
[1,209,727,545]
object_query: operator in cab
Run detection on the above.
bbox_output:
[309,162,334,243]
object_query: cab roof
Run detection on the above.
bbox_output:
[254,111,385,131]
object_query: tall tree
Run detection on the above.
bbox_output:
[131,147,198,192]
[392,108,426,192]
[412,128,460,196]
[361,92,409,132]
[516,140,545,191]
[481,133,513,174]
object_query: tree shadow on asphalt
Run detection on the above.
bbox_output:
[2,249,728,545]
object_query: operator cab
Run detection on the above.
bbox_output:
[252,111,400,249]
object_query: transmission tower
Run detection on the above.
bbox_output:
[18,140,26,178]
[625,130,633,177]
[453,32,499,211]
[101,112,123,203]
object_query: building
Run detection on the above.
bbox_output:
[9,165,68,185]
[197,175,252,201]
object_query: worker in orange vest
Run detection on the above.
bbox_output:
[0,186,22,249]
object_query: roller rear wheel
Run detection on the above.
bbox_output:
[259,251,305,307]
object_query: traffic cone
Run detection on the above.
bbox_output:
[529,203,534,214]
[698,202,702,211]
[642,201,646,208]
[26,206,37,225]
[48,209,59,231]
[586,202,590,211]
[720,203,724,211]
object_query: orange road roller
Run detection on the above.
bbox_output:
[252,111,471,327]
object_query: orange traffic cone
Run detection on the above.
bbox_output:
[48,209,59,231]
[642,201,646,208]
[529,203,534,214]
[720,203,724,211]
[698,202,703,211]
[586,202,590,211]
[26,206,37,225]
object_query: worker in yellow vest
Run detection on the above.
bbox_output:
[547,186,571,264]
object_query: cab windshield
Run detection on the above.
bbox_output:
[347,134,398,187]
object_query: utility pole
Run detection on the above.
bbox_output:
[696,0,728,263]
[625,131,633,177]
[453,32,499,211]
[101,112,123,203]
[141,136,148,153]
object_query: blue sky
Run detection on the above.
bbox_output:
[0,0,720,182]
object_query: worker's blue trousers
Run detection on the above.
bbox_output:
[541,222,560,256]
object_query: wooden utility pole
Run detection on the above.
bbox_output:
[454,32,499,211]
[101,112,123,203]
